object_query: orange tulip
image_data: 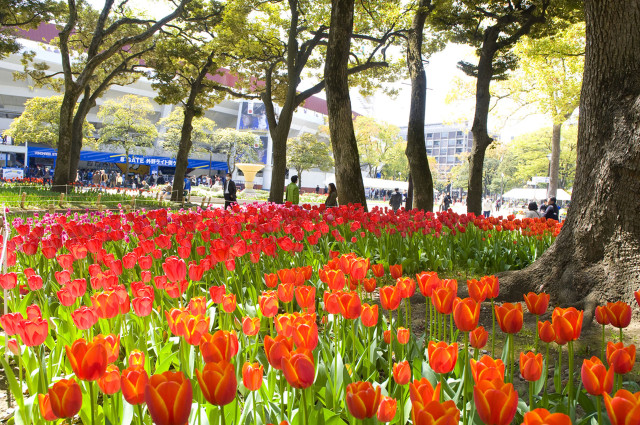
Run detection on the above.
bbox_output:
[264,272,278,288]
[38,393,58,421]
[467,279,488,303]
[453,297,480,332]
[470,355,506,384]
[380,285,401,311]
[383,330,391,344]
[416,272,440,297]
[412,400,460,425]
[350,258,369,280]
[371,264,385,278]
[470,326,488,349]
[128,350,144,368]
[431,287,456,315]
[221,294,236,313]
[551,307,583,342]
[595,305,610,325]
[495,303,523,334]
[635,290,640,308]
[389,264,402,279]
[292,323,318,350]
[473,379,518,425]
[277,283,294,303]
[175,314,210,345]
[523,292,550,316]
[93,334,120,363]
[440,279,458,293]
[581,357,614,396]
[264,335,293,370]
[360,303,379,327]
[393,360,411,385]
[242,317,260,336]
[65,338,108,381]
[98,364,121,395]
[339,291,362,319]
[428,341,458,374]
[48,379,83,419]
[295,286,315,310]
[605,301,632,329]
[145,371,192,425]
[242,362,264,391]
[537,321,556,344]
[519,352,543,382]
[481,275,499,299]
[606,341,636,374]
[523,408,571,425]
[326,269,346,290]
[200,330,239,363]
[259,292,279,318]
[377,396,397,422]
[282,350,315,389]
[409,378,441,405]
[196,361,237,406]
[397,327,410,345]
[345,381,382,420]
[397,277,416,299]
[603,389,640,425]
[121,366,149,405]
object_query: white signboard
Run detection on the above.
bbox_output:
[2,168,24,179]
[531,176,550,184]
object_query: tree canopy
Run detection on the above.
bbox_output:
[286,133,334,186]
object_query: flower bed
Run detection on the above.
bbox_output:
[0,204,636,425]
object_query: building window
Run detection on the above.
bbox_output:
[456,139,463,145]
[426,133,433,138]
[448,148,455,155]
[457,131,463,137]
[426,149,432,155]
[426,139,433,146]
[433,141,439,147]
[432,148,439,155]
[448,131,456,138]
[455,148,463,154]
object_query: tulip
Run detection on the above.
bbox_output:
[145,371,192,425]
[0,312,23,336]
[371,264,385,278]
[389,264,402,279]
[187,296,207,316]
[345,381,382,420]
[282,350,315,389]
[242,362,264,391]
[7,339,19,356]
[428,341,458,374]
[473,379,519,425]
[264,272,278,288]
[221,294,236,313]
[605,302,632,342]
[537,321,556,344]
[196,361,237,406]
[523,408,571,425]
[209,285,225,303]
[98,364,121,395]
[581,357,614,396]
[292,323,318,350]
[91,291,120,319]
[72,306,99,330]
[277,283,294,303]
[431,287,456,315]
[380,285,401,310]
[551,307,583,343]
[38,393,58,421]
[350,258,369,280]
[523,292,550,316]
[163,256,187,282]
[325,269,346,290]
[520,352,544,382]
[416,272,440,297]
[128,350,145,368]
[595,305,609,360]
[603,389,640,425]
[453,297,480,332]
[377,396,397,422]
[274,314,294,337]
[470,355,506,384]
[360,303,379,327]
[397,327,410,345]
[412,400,460,425]
[66,338,108,381]
[259,292,279,318]
[48,379,83,419]
[132,296,153,317]
[93,334,120,363]
[200,330,239,363]
[121,366,148,405]
[393,360,411,385]
[339,291,362,319]
[362,277,377,293]
[635,290,640,309]
[470,326,488,350]
[383,330,391,344]
[409,378,441,405]
[264,335,293,370]
[17,317,48,347]
[606,341,636,375]
[242,317,260,336]
[495,303,523,334]
[295,286,315,311]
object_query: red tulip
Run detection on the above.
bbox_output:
[0,312,23,336]
[72,306,98,330]
[346,381,382,420]
[371,264,385,278]
[416,272,440,297]
[48,379,83,419]
[128,350,145,368]
[635,290,640,309]
[145,371,192,425]
[377,396,397,422]
[242,362,264,391]
[38,393,58,421]
[282,350,315,389]
[581,357,614,396]
[339,291,362,319]
[393,360,411,385]
[98,364,121,395]
[473,379,518,425]
[389,264,402,279]
[18,317,48,346]
[603,389,640,425]
[606,341,636,374]
[470,326,488,349]
[163,256,187,282]
[292,323,318,351]
[397,277,416,298]
[209,285,225,303]
[277,283,294,303]
[605,301,632,329]
[537,321,556,344]
[264,335,293,370]
[380,285,401,311]
[519,352,543,382]
[121,366,148,405]
[132,297,154,317]
[495,303,523,334]
[397,327,410,345]
[265,273,278,288]
[187,296,207,316]
[523,292,550,316]
[595,305,610,325]
[467,279,488,303]
[453,297,480,332]
[552,307,583,343]
[200,330,239,363]
[196,361,237,406]
[93,334,120,363]
[260,292,279,318]
[383,330,391,344]
[274,314,294,337]
[428,341,458,374]
[91,291,120,319]
[470,355,506,383]
[360,303,379,327]
[481,275,499,299]
[350,258,369,280]
[523,408,571,425]
[66,338,108,381]
[242,317,260,336]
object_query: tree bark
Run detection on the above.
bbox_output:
[52,90,80,192]
[498,0,640,324]
[548,122,562,198]
[265,97,295,203]
[405,0,434,212]
[324,0,367,209]
[172,106,195,202]
[467,29,498,215]
[406,173,414,210]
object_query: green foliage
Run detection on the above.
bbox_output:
[286,133,334,185]
[210,128,259,174]
[95,95,158,157]
[353,116,406,178]
[0,0,62,59]
[2,96,94,146]
[159,107,217,153]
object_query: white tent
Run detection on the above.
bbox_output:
[362,177,409,190]
[502,188,571,201]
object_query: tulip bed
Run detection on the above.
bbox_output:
[0,203,637,425]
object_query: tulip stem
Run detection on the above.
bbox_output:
[137,403,144,425]
[491,299,496,357]
[596,395,602,425]
[568,341,574,421]
[449,315,453,344]
[543,343,550,408]
[619,327,623,344]
[427,301,431,343]
[529,381,534,411]
[352,320,357,375]
[220,405,226,425]
[301,387,308,425]
[388,309,393,391]
[89,381,96,425]
[462,332,469,425]
[600,324,605,362]
[534,315,539,353]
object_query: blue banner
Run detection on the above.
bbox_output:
[27,147,228,171]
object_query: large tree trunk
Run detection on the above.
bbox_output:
[467,30,498,215]
[52,90,80,192]
[498,0,640,325]
[548,122,562,198]
[69,90,95,186]
[172,106,196,202]
[324,0,367,209]
[266,101,295,203]
[405,0,434,212]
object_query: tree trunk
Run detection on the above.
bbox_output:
[406,173,414,210]
[548,122,562,198]
[467,30,499,215]
[405,0,434,212]
[324,0,367,209]
[498,0,640,325]
[52,91,79,192]
[266,103,295,203]
[172,106,196,202]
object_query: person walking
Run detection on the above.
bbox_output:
[389,188,403,211]
[525,202,542,218]
[285,175,300,205]
[543,197,559,221]
[223,172,237,210]
[482,197,493,218]
[325,183,338,207]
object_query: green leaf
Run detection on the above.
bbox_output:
[1,356,25,410]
